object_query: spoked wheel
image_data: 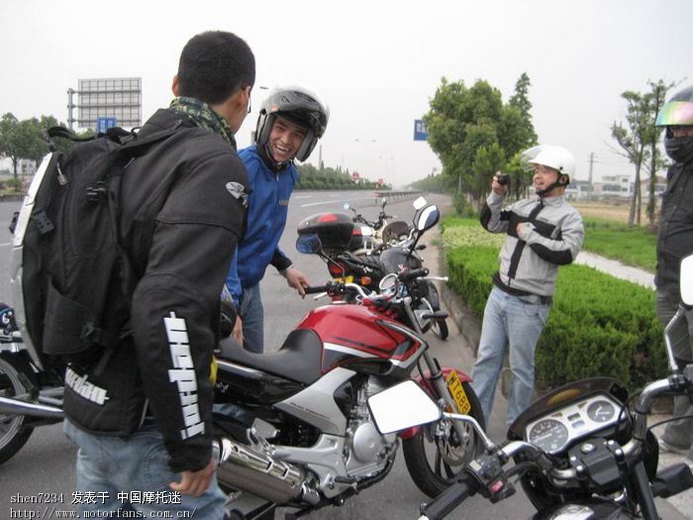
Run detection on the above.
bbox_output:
[0,354,36,465]
[402,381,485,497]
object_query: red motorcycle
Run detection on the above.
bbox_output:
[210,204,484,518]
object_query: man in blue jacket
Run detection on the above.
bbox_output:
[227,86,329,352]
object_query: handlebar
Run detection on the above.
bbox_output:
[303,285,330,295]
[303,281,378,301]
[398,267,429,282]
[419,478,476,520]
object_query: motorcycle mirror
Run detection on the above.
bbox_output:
[368,380,442,434]
[381,197,388,207]
[413,196,427,210]
[680,254,693,306]
[415,205,440,232]
[343,202,350,210]
[296,234,323,255]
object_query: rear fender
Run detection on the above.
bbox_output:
[397,368,473,440]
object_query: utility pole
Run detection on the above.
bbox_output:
[67,88,76,131]
[588,152,595,201]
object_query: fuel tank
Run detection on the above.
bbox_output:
[297,303,426,377]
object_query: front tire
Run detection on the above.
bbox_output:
[425,283,449,340]
[402,381,485,497]
[0,354,37,465]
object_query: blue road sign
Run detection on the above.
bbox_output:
[414,119,428,141]
[97,116,117,133]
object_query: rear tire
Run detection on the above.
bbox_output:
[402,381,485,497]
[0,354,36,465]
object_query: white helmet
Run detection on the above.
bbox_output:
[520,144,575,196]
[520,145,576,177]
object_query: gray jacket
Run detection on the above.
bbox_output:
[480,192,584,297]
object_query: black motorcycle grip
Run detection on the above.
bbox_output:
[419,479,474,520]
[398,267,429,282]
[303,285,329,295]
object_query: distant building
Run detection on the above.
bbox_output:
[640,175,667,196]
[565,179,594,201]
[18,159,36,176]
[586,173,667,201]
[594,174,632,199]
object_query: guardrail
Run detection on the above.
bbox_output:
[373,190,424,205]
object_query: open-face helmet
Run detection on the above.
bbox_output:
[520,145,575,196]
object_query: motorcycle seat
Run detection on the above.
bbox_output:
[217,328,323,385]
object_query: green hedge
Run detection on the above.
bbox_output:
[442,219,666,392]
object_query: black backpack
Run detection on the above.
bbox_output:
[10,124,183,364]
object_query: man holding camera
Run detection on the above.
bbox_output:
[471,145,584,426]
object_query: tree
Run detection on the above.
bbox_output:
[506,72,538,152]
[611,80,676,227]
[0,113,24,176]
[423,74,537,207]
[643,80,673,226]
[0,113,73,178]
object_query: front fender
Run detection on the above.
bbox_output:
[398,368,473,440]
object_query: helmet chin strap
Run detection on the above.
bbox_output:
[535,175,569,197]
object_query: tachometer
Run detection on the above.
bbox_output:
[586,399,616,423]
[527,418,570,453]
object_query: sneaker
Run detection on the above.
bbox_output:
[658,438,689,455]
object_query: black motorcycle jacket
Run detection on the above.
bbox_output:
[64,108,249,473]
[656,160,693,301]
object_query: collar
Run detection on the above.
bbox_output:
[168,97,236,147]
[537,195,565,207]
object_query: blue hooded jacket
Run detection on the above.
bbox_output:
[226,145,297,301]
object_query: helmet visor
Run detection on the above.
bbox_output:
[656,101,693,127]
[519,145,543,173]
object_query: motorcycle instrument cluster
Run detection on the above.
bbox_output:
[525,393,622,454]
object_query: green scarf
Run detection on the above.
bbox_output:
[169,97,236,147]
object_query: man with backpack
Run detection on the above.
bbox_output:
[61,31,255,519]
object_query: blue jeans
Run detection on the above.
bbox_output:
[471,286,551,426]
[240,284,264,353]
[656,290,693,456]
[64,419,227,519]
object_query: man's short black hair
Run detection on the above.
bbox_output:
[177,31,255,105]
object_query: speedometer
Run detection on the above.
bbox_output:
[527,418,570,453]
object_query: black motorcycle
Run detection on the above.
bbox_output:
[367,253,693,520]
[298,199,449,340]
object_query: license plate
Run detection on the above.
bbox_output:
[332,275,354,283]
[446,371,472,414]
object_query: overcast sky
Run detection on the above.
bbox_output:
[1,0,690,187]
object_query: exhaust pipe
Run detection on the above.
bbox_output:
[215,436,319,506]
[0,395,64,419]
